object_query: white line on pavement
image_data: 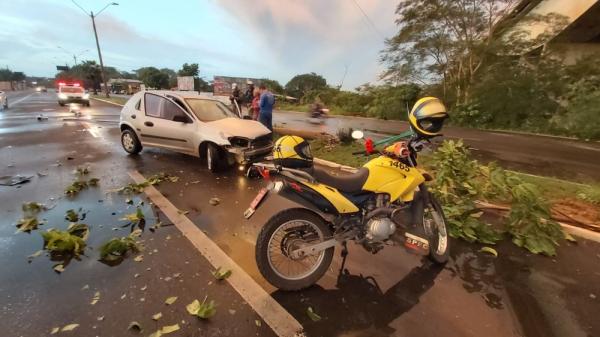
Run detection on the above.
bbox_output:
[91,97,125,107]
[83,122,100,138]
[129,170,305,337]
[9,93,34,106]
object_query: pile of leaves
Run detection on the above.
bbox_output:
[16,202,47,232]
[117,173,178,194]
[99,229,143,262]
[65,167,100,196]
[41,223,90,256]
[431,140,565,255]
[186,297,216,319]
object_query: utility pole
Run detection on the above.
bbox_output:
[70,1,117,97]
[91,12,109,97]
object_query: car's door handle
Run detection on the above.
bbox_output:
[144,121,154,127]
[131,114,136,119]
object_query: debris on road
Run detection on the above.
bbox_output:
[90,291,100,305]
[53,264,65,273]
[152,312,162,321]
[16,217,42,232]
[211,267,232,281]
[127,321,142,333]
[209,197,221,206]
[61,323,79,332]
[480,247,499,257]
[307,307,322,322]
[37,114,48,121]
[186,297,216,319]
[41,224,89,257]
[148,324,180,337]
[164,296,178,305]
[99,231,142,262]
[0,175,33,186]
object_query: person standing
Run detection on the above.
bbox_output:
[230,83,242,115]
[251,88,260,120]
[258,84,275,131]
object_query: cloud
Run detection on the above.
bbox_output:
[215,0,397,88]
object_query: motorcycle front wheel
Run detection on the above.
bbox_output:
[255,209,334,291]
[422,194,450,263]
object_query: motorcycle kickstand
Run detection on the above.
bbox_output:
[339,241,349,272]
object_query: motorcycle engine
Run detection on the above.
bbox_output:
[365,217,396,242]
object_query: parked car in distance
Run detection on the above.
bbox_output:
[57,82,90,106]
[0,91,7,109]
[36,86,47,92]
[119,91,273,172]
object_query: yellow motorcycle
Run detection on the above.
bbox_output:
[245,97,450,290]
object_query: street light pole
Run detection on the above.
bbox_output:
[71,1,117,98]
[90,12,109,97]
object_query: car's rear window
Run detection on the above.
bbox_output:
[60,87,84,93]
[184,99,238,122]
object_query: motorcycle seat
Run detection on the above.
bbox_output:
[310,167,369,193]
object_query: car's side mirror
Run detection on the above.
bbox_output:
[173,115,191,123]
[351,130,364,140]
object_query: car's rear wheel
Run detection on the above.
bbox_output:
[206,143,222,173]
[121,129,142,155]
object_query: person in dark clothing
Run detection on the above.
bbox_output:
[258,84,275,131]
[244,81,255,106]
[230,83,242,115]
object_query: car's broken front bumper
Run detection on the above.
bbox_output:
[227,144,274,165]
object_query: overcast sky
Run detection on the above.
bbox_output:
[0,0,398,89]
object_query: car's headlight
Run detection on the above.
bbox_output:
[228,137,249,147]
[58,93,67,99]
[83,93,90,99]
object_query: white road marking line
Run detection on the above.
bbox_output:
[9,93,34,106]
[91,97,125,107]
[129,170,305,337]
[82,122,100,138]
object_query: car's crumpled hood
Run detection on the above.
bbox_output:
[206,118,271,139]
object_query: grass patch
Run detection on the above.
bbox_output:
[310,139,371,168]
[91,94,128,106]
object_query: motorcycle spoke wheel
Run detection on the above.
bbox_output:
[267,220,326,281]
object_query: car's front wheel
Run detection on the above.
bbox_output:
[121,129,142,154]
[206,143,222,173]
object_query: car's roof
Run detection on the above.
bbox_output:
[144,90,221,101]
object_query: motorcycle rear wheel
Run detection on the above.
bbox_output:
[422,195,450,263]
[256,209,334,291]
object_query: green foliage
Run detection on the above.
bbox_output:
[177,63,199,77]
[117,173,178,194]
[211,267,232,281]
[65,209,80,222]
[99,230,142,261]
[16,217,42,232]
[285,73,327,99]
[65,179,99,196]
[41,224,89,256]
[135,67,170,89]
[431,140,565,255]
[186,297,216,319]
[259,78,284,94]
[508,183,563,256]
[432,140,502,244]
[576,185,600,205]
[22,202,46,214]
[361,84,421,120]
[120,207,145,223]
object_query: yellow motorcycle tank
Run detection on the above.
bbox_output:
[362,156,425,202]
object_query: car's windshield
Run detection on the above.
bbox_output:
[184,99,238,122]
[60,87,84,93]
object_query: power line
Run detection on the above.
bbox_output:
[351,0,385,40]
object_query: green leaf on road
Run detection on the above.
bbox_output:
[255,319,262,327]
[88,178,100,186]
[307,307,322,322]
[90,291,100,305]
[54,264,65,273]
[61,323,79,332]
[22,202,46,214]
[164,296,178,305]
[149,324,180,337]
[212,267,232,281]
[42,226,88,256]
[120,207,145,223]
[50,327,59,334]
[65,209,79,222]
[564,232,577,243]
[480,246,498,257]
[186,297,216,319]
[152,312,162,321]
[99,233,141,261]
[133,255,143,262]
[16,217,41,232]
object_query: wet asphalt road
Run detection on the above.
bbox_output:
[1,90,599,337]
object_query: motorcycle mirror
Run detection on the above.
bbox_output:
[351,130,364,140]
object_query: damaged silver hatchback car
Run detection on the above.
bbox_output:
[119,91,273,172]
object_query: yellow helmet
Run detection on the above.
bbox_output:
[408,97,448,137]
[273,135,313,168]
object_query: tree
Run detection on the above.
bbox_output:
[178,63,199,77]
[259,78,284,94]
[0,68,13,81]
[381,0,522,104]
[284,73,327,99]
[119,71,137,80]
[136,67,170,89]
[160,68,177,88]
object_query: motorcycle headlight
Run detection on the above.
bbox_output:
[58,93,67,99]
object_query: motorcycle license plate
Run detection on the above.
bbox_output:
[244,188,268,219]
